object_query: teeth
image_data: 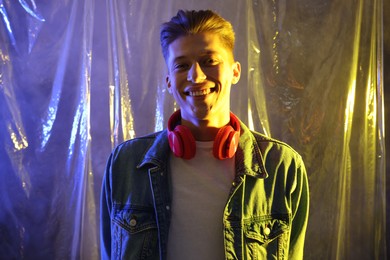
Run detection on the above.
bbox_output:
[188,89,211,97]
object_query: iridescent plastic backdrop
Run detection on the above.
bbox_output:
[0,0,386,259]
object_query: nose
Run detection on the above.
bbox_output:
[187,62,207,83]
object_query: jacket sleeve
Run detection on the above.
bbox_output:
[289,156,310,259]
[100,152,114,260]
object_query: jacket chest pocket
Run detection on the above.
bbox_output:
[243,216,290,260]
[112,205,159,260]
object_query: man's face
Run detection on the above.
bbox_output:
[166,32,241,125]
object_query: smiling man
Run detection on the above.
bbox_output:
[100,10,309,260]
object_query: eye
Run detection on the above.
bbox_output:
[203,57,219,66]
[173,63,189,71]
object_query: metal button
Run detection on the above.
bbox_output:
[264,227,271,235]
[129,218,137,227]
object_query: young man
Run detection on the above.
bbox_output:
[100,9,309,260]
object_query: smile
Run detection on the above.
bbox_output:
[185,87,216,97]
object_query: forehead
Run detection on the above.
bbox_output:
[167,33,232,63]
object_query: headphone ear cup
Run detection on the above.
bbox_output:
[213,126,232,159]
[167,110,196,159]
[213,112,241,160]
[213,125,239,159]
[172,125,196,159]
[168,130,183,157]
[225,130,240,158]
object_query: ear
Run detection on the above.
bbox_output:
[232,61,241,85]
[166,75,172,93]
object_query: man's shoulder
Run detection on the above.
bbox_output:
[117,131,162,147]
[111,131,164,157]
[250,130,302,159]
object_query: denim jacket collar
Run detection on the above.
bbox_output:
[236,121,268,179]
[137,130,170,170]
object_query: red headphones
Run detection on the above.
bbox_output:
[167,110,241,160]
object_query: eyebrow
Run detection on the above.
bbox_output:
[171,56,187,64]
[171,51,219,64]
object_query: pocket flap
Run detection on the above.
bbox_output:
[244,217,289,244]
[112,204,157,234]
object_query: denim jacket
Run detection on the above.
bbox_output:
[100,121,309,260]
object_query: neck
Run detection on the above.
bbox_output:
[190,126,220,141]
[181,115,230,141]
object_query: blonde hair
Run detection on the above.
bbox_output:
[160,10,235,61]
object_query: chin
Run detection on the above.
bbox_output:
[192,108,219,120]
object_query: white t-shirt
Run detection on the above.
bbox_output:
[166,141,235,260]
